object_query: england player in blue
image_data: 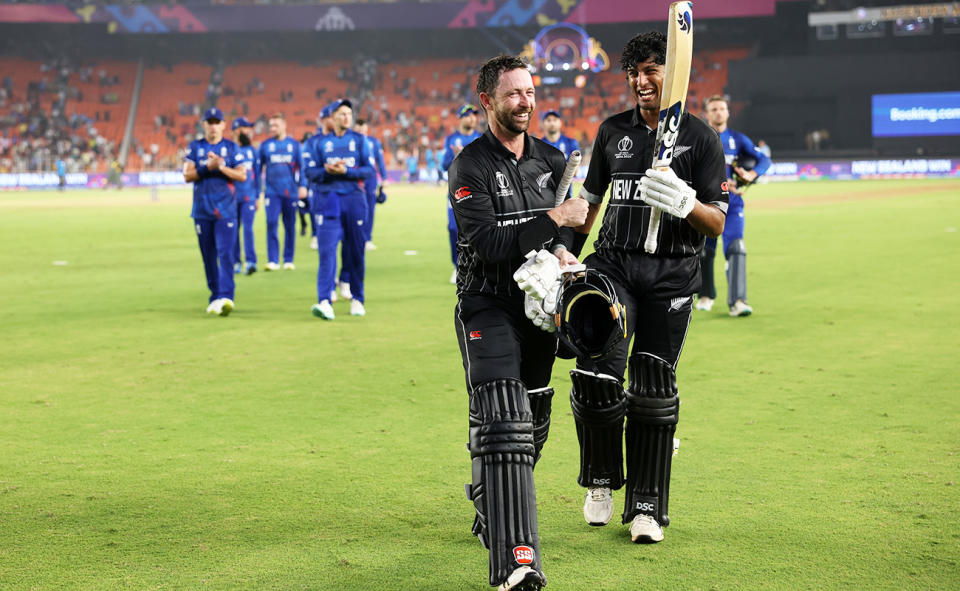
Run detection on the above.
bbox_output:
[440,103,482,283]
[231,117,260,275]
[182,107,247,316]
[539,109,580,159]
[353,118,387,251]
[303,99,373,320]
[698,95,771,316]
[258,113,303,271]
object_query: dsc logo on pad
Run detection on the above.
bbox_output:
[513,546,535,565]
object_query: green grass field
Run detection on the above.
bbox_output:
[1,179,958,590]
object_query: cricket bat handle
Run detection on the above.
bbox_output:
[643,165,670,254]
[554,150,582,207]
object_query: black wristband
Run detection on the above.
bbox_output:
[571,231,589,257]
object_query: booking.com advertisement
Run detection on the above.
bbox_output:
[872,92,960,137]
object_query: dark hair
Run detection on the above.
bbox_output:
[355,118,366,126]
[619,32,666,72]
[476,54,527,99]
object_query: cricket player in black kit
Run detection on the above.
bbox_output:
[450,55,589,591]
[570,32,729,544]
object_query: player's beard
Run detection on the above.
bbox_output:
[237,132,251,147]
[493,103,531,136]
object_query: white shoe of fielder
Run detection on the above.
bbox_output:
[283,262,295,270]
[340,282,353,300]
[449,268,457,284]
[310,236,318,250]
[218,299,234,317]
[265,262,279,271]
[365,241,377,251]
[729,300,753,317]
[311,300,335,320]
[695,296,713,311]
[350,299,365,317]
[205,300,222,315]
[583,487,614,526]
[630,514,664,544]
[497,566,544,591]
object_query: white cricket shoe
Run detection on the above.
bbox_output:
[729,300,753,317]
[350,299,366,317]
[218,299,234,317]
[340,282,353,300]
[283,262,295,270]
[365,241,377,251]
[630,514,664,544]
[311,300,335,320]
[205,300,222,315]
[497,566,544,591]
[695,296,713,311]
[310,236,318,250]
[265,262,279,271]
[330,290,337,303]
[583,487,614,526]
[449,268,457,284]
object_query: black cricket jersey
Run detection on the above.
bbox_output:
[449,128,574,297]
[580,106,729,257]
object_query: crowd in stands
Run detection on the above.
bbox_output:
[0,57,128,174]
[0,47,746,175]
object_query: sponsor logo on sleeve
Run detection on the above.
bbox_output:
[454,186,472,201]
[721,181,729,192]
[469,330,482,340]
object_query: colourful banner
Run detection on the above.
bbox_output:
[0,0,786,33]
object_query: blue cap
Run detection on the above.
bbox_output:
[541,109,562,120]
[203,107,224,122]
[458,104,479,118]
[231,116,252,130]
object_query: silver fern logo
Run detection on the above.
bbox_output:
[536,172,552,189]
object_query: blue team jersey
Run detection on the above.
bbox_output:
[718,128,771,198]
[364,135,387,181]
[303,129,373,216]
[185,137,243,221]
[258,136,302,198]
[233,144,260,200]
[441,130,482,172]
[541,134,580,160]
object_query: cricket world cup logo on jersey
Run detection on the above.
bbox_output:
[615,135,634,159]
[656,101,683,164]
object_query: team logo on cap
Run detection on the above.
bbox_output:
[513,546,534,565]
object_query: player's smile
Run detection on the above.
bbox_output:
[628,58,665,111]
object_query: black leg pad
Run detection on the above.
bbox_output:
[569,369,626,490]
[465,378,542,586]
[527,387,554,466]
[622,353,679,526]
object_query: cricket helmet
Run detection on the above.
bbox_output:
[555,268,627,361]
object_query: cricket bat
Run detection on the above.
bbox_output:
[643,1,694,254]
[554,150,582,207]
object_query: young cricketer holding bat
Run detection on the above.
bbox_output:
[568,26,729,543]
[449,55,587,590]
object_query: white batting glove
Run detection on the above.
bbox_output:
[640,168,696,219]
[524,293,556,333]
[513,249,563,300]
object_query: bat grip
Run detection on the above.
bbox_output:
[643,165,669,254]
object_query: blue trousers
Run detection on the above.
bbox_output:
[265,193,297,264]
[317,192,367,303]
[234,198,258,266]
[364,180,377,243]
[195,218,235,303]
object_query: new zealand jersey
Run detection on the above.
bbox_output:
[234,144,260,200]
[540,133,580,160]
[185,137,242,221]
[581,107,728,257]
[448,129,574,297]
[442,129,482,172]
[258,136,302,198]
